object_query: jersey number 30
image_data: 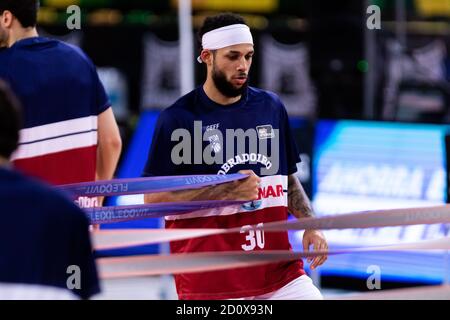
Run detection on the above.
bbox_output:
[240,223,265,251]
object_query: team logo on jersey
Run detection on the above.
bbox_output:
[204,123,222,153]
[241,200,263,211]
[256,125,275,139]
[208,134,222,153]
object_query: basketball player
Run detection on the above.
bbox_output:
[143,13,328,300]
[0,0,121,192]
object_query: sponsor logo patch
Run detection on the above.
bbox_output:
[256,125,275,139]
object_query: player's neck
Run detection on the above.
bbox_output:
[203,80,241,106]
[8,27,38,48]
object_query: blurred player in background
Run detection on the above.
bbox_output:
[0,0,121,200]
[0,79,99,299]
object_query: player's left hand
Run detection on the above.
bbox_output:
[302,229,328,270]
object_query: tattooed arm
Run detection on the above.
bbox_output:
[288,174,328,269]
[288,174,315,219]
[145,170,260,203]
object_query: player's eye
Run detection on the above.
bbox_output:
[227,55,239,61]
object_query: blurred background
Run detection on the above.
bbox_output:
[37,0,450,299]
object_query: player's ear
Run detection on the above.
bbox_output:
[1,10,14,28]
[200,49,213,66]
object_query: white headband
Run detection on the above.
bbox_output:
[197,24,254,63]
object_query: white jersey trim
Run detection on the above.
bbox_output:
[11,116,98,161]
[19,116,98,143]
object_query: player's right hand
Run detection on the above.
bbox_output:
[227,170,261,201]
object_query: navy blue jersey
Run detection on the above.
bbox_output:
[143,86,304,300]
[0,37,110,185]
[0,167,99,299]
[144,86,300,177]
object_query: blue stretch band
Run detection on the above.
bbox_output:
[56,174,248,198]
[85,200,246,224]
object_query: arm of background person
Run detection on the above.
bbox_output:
[96,107,122,182]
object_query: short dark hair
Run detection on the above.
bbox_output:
[0,0,39,28]
[0,80,22,159]
[197,12,247,49]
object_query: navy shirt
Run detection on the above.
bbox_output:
[0,37,110,185]
[144,86,300,177]
[0,167,100,299]
[0,37,110,128]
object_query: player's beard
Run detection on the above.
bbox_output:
[212,64,248,98]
